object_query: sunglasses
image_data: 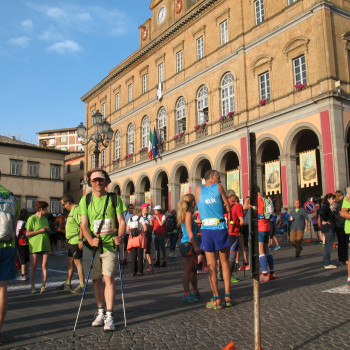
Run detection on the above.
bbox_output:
[91,178,104,183]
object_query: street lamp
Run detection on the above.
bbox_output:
[77,110,114,168]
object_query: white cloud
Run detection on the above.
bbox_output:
[8,36,31,48]
[21,19,33,30]
[46,40,82,55]
[46,7,66,20]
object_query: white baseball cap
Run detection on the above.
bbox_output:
[153,205,162,210]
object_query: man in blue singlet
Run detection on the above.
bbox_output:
[195,169,234,309]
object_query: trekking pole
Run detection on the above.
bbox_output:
[72,236,100,337]
[117,244,127,328]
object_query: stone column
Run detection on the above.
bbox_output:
[188,179,201,194]
[169,184,180,211]
[151,188,162,211]
[134,191,143,206]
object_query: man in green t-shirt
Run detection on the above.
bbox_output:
[0,173,19,346]
[79,168,126,332]
[57,194,85,294]
[340,187,350,287]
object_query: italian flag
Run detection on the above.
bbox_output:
[148,129,153,160]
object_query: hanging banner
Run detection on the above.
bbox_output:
[180,183,189,198]
[300,149,318,188]
[144,191,151,204]
[129,194,136,206]
[227,169,240,198]
[265,160,281,195]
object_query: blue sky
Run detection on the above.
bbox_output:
[0,1,151,144]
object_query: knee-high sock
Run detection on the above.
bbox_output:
[266,253,274,272]
[259,254,267,273]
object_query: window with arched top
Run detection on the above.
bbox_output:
[141,116,149,148]
[158,107,166,141]
[127,124,134,154]
[197,85,209,124]
[176,97,186,134]
[221,72,235,115]
[115,130,121,159]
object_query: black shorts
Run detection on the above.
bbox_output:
[18,245,30,264]
[145,234,152,254]
[56,232,66,241]
[67,244,82,259]
[179,242,194,258]
[313,223,319,232]
[50,232,57,246]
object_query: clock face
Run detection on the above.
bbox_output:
[158,6,166,24]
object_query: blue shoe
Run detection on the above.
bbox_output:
[274,246,281,250]
[191,291,200,299]
[182,293,199,303]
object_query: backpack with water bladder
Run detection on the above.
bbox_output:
[0,191,16,243]
[258,197,274,220]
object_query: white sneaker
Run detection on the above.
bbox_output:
[92,312,105,327]
[104,314,115,331]
[324,265,337,269]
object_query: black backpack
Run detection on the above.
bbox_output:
[166,215,176,232]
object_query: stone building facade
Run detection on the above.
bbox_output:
[0,136,67,213]
[81,0,350,211]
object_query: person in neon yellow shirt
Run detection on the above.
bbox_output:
[340,187,350,286]
[25,201,51,294]
[0,179,19,346]
[79,168,126,332]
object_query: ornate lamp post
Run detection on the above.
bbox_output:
[77,110,114,168]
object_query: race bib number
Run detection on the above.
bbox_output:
[93,218,114,235]
[202,218,218,227]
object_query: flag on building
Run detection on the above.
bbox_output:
[152,127,158,159]
[148,129,153,160]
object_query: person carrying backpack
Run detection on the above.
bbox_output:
[126,206,147,276]
[0,175,19,346]
[79,168,126,332]
[167,210,178,258]
[16,209,29,281]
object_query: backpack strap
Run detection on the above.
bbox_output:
[85,192,93,208]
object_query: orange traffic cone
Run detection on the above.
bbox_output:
[222,341,236,350]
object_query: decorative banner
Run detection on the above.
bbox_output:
[265,160,281,195]
[227,169,240,198]
[180,183,189,198]
[144,191,151,204]
[300,149,318,188]
[129,194,135,206]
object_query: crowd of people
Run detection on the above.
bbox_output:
[1,166,350,346]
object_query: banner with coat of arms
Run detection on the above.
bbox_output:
[299,149,318,188]
[226,169,240,198]
[180,183,190,198]
[144,191,151,204]
[129,194,135,206]
[265,160,281,195]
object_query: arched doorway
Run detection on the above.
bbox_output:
[111,183,121,196]
[124,180,135,206]
[171,164,189,210]
[291,129,322,204]
[138,175,151,205]
[153,170,169,212]
[257,139,282,212]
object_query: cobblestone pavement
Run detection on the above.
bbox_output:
[2,242,350,350]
